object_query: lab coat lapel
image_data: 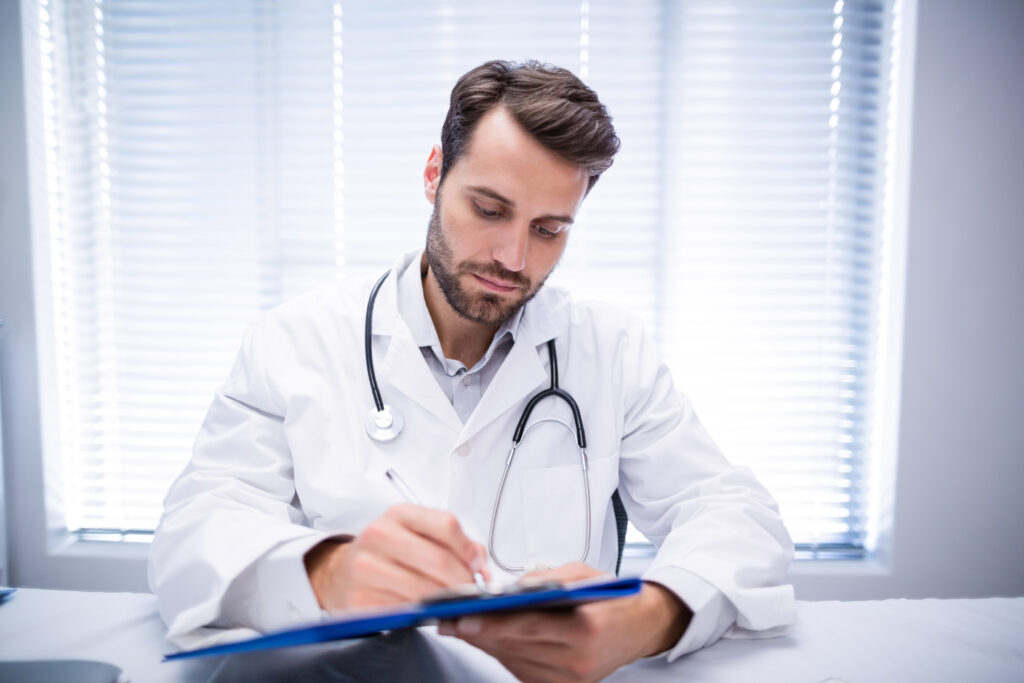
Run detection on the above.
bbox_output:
[456,337,547,448]
[372,254,462,432]
[380,323,462,431]
[455,294,560,448]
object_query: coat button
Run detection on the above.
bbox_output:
[456,443,471,457]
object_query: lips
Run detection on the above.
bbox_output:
[471,273,519,293]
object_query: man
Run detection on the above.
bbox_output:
[150,60,795,681]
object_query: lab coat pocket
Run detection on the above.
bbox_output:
[523,454,619,569]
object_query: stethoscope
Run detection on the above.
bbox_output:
[363,270,591,572]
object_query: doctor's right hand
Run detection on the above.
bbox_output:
[304,503,490,611]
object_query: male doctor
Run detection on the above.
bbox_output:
[150,60,795,681]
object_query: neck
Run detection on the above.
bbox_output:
[421,258,499,369]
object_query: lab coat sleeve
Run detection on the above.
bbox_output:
[613,314,797,659]
[148,317,331,644]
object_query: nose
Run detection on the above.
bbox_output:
[491,223,529,273]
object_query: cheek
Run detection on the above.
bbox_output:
[445,218,497,259]
[441,205,480,242]
[531,239,566,270]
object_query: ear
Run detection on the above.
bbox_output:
[423,144,443,204]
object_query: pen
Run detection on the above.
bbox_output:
[384,468,489,592]
[384,468,422,505]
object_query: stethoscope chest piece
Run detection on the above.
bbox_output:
[364,404,404,442]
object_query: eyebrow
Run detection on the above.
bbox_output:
[466,185,575,225]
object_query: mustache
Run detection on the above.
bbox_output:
[459,261,530,288]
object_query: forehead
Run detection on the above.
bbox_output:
[451,107,588,210]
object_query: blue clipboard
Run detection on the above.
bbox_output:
[164,576,641,661]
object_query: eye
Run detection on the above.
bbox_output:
[533,224,565,240]
[474,202,502,219]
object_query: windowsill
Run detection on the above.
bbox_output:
[43,536,889,585]
[619,543,890,580]
[49,533,151,561]
[16,532,153,592]
[789,556,890,576]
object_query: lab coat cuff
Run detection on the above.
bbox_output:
[642,565,737,661]
[255,533,336,628]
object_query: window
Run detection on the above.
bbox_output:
[22,0,906,557]
[658,0,907,555]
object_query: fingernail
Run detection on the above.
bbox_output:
[471,554,492,582]
[524,558,553,573]
[457,616,482,635]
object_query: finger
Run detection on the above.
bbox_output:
[458,636,579,683]
[383,505,491,586]
[363,516,476,588]
[522,561,605,584]
[387,504,483,571]
[439,617,594,678]
[466,629,618,683]
[472,542,492,583]
[452,610,585,646]
[346,549,446,606]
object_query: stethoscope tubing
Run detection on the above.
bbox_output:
[364,269,591,572]
[365,270,391,414]
[489,417,591,573]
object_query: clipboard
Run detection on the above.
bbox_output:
[164,576,642,661]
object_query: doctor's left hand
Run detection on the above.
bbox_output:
[438,563,690,683]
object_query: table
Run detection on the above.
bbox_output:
[1,588,1022,682]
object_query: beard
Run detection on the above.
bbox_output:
[424,198,550,327]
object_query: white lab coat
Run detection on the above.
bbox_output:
[149,249,796,659]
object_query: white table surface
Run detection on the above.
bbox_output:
[1,588,1022,682]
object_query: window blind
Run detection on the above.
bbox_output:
[24,0,901,553]
[25,0,662,534]
[660,0,897,551]
[27,0,343,532]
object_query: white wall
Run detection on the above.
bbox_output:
[3,0,1023,600]
[0,335,6,586]
[793,0,1024,601]
[0,0,33,589]
[887,0,1024,599]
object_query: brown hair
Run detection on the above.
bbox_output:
[440,60,620,192]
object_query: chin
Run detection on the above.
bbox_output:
[464,295,521,327]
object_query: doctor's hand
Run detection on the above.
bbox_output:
[438,563,691,683]
[304,503,490,611]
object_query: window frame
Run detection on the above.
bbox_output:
[1,0,917,594]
